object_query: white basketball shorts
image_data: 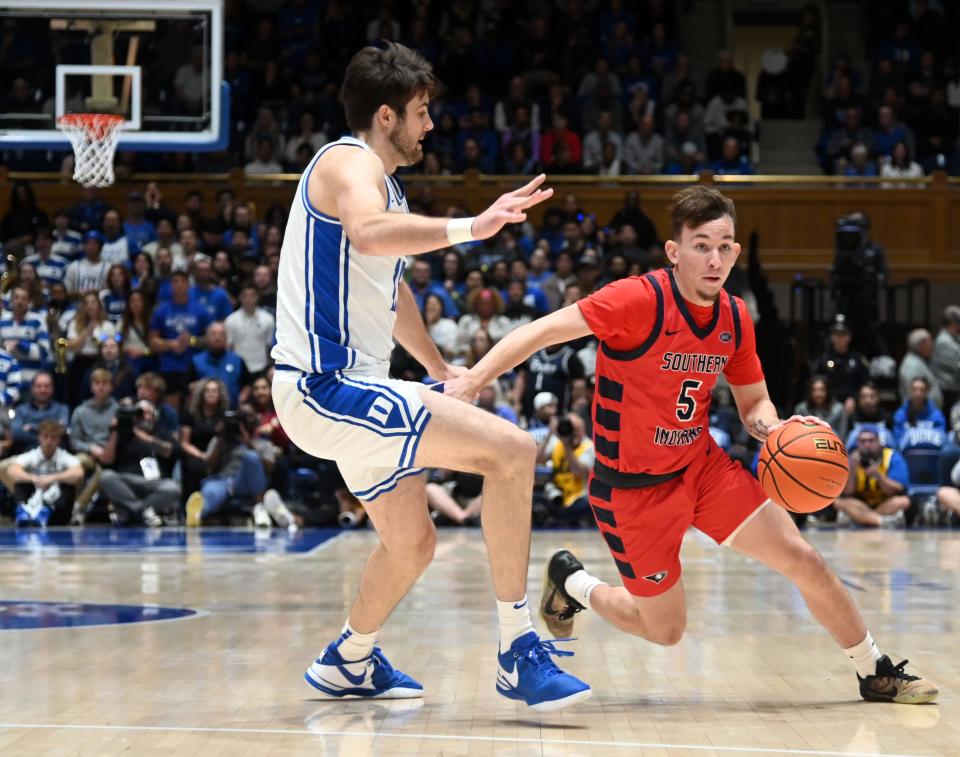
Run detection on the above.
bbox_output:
[272,366,433,501]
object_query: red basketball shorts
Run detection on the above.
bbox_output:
[587,437,769,597]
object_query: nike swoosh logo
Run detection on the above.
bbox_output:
[665,329,682,336]
[513,599,528,609]
[498,662,519,688]
[335,663,369,686]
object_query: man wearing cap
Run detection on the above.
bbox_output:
[64,231,109,298]
[812,317,870,415]
[149,270,210,407]
[524,389,556,447]
[834,425,910,527]
[123,191,157,252]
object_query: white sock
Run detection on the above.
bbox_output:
[844,631,882,678]
[336,621,377,662]
[564,569,604,610]
[497,596,535,651]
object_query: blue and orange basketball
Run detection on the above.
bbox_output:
[757,420,848,513]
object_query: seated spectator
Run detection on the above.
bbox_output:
[8,371,69,456]
[664,141,704,175]
[409,259,458,318]
[932,304,960,413]
[834,426,910,527]
[2,181,48,245]
[541,111,582,168]
[494,75,541,135]
[710,136,754,175]
[705,50,747,102]
[224,283,275,378]
[899,328,943,408]
[936,456,960,521]
[179,378,229,507]
[0,348,22,409]
[426,472,483,526]
[845,381,893,449]
[185,409,269,526]
[455,288,512,357]
[191,322,248,408]
[872,106,912,159]
[64,231,110,298]
[622,114,664,175]
[536,412,594,526]
[502,279,538,332]
[515,342,586,421]
[135,372,179,437]
[244,136,283,175]
[122,191,156,252]
[8,420,83,528]
[68,368,118,523]
[844,143,877,177]
[582,111,622,173]
[893,377,947,447]
[825,107,873,173]
[0,284,51,383]
[99,400,180,527]
[880,141,924,186]
[80,334,136,401]
[596,142,622,175]
[251,375,289,450]
[665,110,706,167]
[50,209,83,261]
[422,293,457,362]
[283,112,327,167]
[703,88,748,158]
[141,218,184,265]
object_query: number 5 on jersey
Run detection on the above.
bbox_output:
[676,380,702,422]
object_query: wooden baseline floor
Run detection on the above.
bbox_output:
[0,526,957,756]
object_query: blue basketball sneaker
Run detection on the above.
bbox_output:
[304,641,423,699]
[496,631,591,710]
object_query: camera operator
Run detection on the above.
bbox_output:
[833,426,910,528]
[830,212,887,357]
[99,399,181,526]
[537,412,594,525]
[185,407,270,526]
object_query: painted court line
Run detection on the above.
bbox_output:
[0,722,928,756]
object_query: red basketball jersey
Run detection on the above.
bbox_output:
[577,267,764,477]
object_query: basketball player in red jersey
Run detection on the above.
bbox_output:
[446,187,937,704]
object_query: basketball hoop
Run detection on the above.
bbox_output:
[57,113,124,187]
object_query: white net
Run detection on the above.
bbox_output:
[57,114,124,188]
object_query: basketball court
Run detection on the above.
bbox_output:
[0,526,956,756]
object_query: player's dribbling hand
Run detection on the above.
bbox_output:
[768,414,832,434]
[471,174,553,240]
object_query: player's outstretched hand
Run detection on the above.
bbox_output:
[768,414,832,434]
[471,174,553,241]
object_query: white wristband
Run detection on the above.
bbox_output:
[446,217,476,245]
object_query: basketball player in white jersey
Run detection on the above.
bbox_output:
[271,42,590,710]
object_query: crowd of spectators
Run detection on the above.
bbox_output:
[816,2,960,177]
[0,0,760,178]
[1,175,959,531]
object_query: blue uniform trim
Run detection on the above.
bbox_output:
[300,138,367,222]
[336,372,415,428]
[353,466,426,502]
[341,237,353,368]
[303,218,318,373]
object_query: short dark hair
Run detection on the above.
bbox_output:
[669,186,736,240]
[340,42,440,132]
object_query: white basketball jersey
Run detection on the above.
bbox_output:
[272,136,409,375]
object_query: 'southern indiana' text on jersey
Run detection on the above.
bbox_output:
[272,136,409,375]
[577,267,764,475]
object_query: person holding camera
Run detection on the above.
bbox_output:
[536,413,594,525]
[833,426,910,528]
[99,399,181,527]
[184,407,270,527]
[7,419,84,527]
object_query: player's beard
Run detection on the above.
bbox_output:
[694,288,721,303]
[388,120,423,166]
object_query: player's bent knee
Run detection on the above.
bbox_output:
[784,540,829,585]
[382,525,437,571]
[647,621,685,646]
